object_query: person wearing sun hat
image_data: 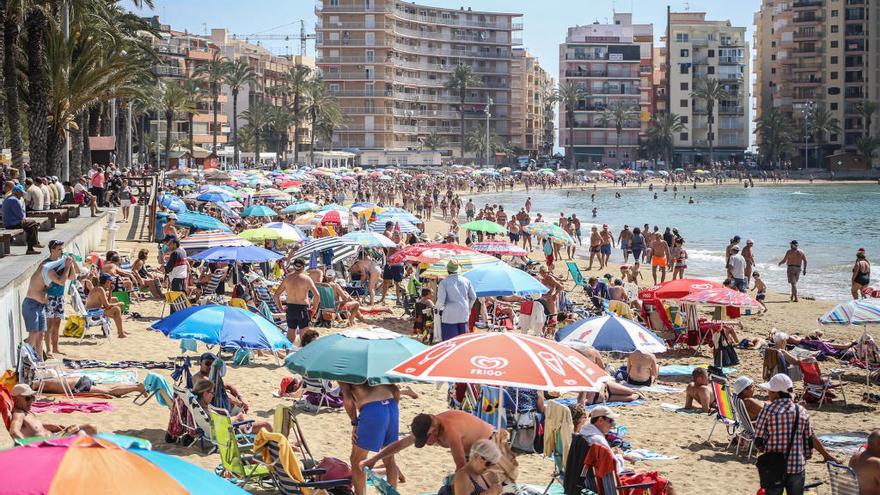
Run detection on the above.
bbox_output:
[436,260,476,341]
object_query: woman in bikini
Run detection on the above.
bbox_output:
[447,439,503,495]
[852,248,871,299]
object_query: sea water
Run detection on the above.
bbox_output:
[486,183,880,300]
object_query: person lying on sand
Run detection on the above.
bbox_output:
[684,368,714,413]
[9,384,98,440]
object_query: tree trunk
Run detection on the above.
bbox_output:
[615,127,621,167]
[232,88,239,166]
[254,130,261,166]
[2,0,24,177]
[292,93,300,164]
[459,92,466,160]
[309,113,317,164]
[138,113,146,166]
[165,111,173,170]
[707,101,715,165]
[25,6,49,177]
[70,113,83,179]
[568,119,574,169]
[211,87,218,152]
[187,112,194,157]
[46,128,63,177]
[82,108,92,171]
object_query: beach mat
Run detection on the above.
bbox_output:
[30,400,114,414]
[658,365,737,377]
[64,370,137,384]
[660,402,708,415]
[554,397,644,409]
[625,383,685,394]
[818,432,868,455]
[628,449,679,461]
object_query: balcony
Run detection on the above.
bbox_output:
[154,65,185,77]
[154,43,187,56]
[316,2,395,13]
[564,69,639,79]
[792,0,823,8]
[317,20,393,30]
[793,15,823,23]
[391,9,517,30]
[719,106,745,115]
[720,73,745,81]
[793,30,822,39]
[317,38,393,48]
[719,56,744,65]
[392,42,511,59]
[341,107,393,115]
[322,72,390,81]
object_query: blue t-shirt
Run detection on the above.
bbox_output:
[2,195,24,227]
[543,241,553,256]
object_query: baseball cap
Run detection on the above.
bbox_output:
[731,245,740,252]
[99,273,116,285]
[733,235,741,242]
[48,240,64,249]
[12,184,25,193]
[731,376,754,395]
[588,405,620,420]
[167,213,178,220]
[292,258,306,270]
[12,383,37,398]
[411,413,433,448]
[746,239,754,245]
[790,240,798,246]
[325,269,337,279]
[758,373,794,393]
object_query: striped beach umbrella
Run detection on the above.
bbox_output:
[819,299,880,325]
[419,252,501,278]
[523,222,575,245]
[369,219,420,234]
[179,230,253,254]
[680,288,763,309]
[388,243,480,264]
[471,241,528,257]
[462,220,508,235]
[0,435,248,494]
[342,231,398,248]
[555,314,667,353]
[292,236,359,263]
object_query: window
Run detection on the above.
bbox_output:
[607,149,616,158]
[622,151,630,159]
[680,99,689,108]
[708,49,715,57]
[830,133,838,142]
[828,87,841,95]
[680,132,689,140]
[365,50,375,62]
[680,49,689,57]
[771,68,776,74]
[771,41,776,48]
[329,83,340,92]
[831,25,838,33]
[831,102,838,110]
[831,41,838,48]
[680,64,689,74]
[708,66,715,74]
[831,71,838,80]
[831,9,838,16]
[675,32,689,42]
[771,54,776,61]
[680,82,689,91]
[831,56,838,64]
[681,116,689,124]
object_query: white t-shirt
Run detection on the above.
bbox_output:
[40,184,53,208]
[26,185,44,211]
[728,253,746,279]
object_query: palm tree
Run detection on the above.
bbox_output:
[443,64,481,159]
[177,80,204,159]
[551,82,589,169]
[756,109,795,168]
[646,112,687,169]
[304,80,338,164]
[1,0,24,176]
[315,106,343,152]
[223,59,255,167]
[690,78,729,165]
[281,64,312,164]
[857,101,878,138]
[160,82,194,170]
[422,131,446,151]
[23,3,50,176]
[598,100,639,167]
[856,136,880,165]
[241,100,270,164]
[808,108,841,167]
[236,125,255,152]
[465,125,506,161]
[194,52,228,153]
[268,105,296,162]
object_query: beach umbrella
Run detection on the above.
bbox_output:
[166,169,195,179]
[285,326,427,385]
[387,243,475,264]
[523,222,575,245]
[175,211,232,232]
[281,201,320,214]
[657,170,670,176]
[419,252,504,278]
[178,230,253,254]
[588,170,603,175]
[0,435,248,494]
[680,288,763,308]
[196,191,235,203]
[555,314,667,353]
[240,205,277,218]
[159,194,187,213]
[152,305,291,350]
[639,278,724,300]
[261,222,309,242]
[471,241,528,257]
[175,179,196,187]
[292,212,320,227]
[343,231,398,248]
[191,245,282,263]
[376,211,420,225]
[292,236,359,263]
[818,299,880,325]
[239,227,302,244]
[317,209,349,225]
[388,332,610,392]
[369,218,420,234]
[283,186,302,194]
[462,263,547,297]
[319,203,347,212]
[673,168,685,173]
[462,220,508,235]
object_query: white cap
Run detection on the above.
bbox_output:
[167,213,178,220]
[588,405,620,420]
[758,373,794,393]
[325,269,337,279]
[731,376,754,395]
[12,383,37,397]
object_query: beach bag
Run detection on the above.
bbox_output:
[232,348,252,366]
[714,331,740,367]
[316,457,352,490]
[509,411,538,453]
[63,316,85,338]
[756,406,799,489]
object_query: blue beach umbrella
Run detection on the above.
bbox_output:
[462,263,548,297]
[240,205,278,218]
[377,208,420,224]
[284,326,426,385]
[555,314,667,353]
[281,201,320,214]
[369,218,421,234]
[151,305,292,350]
[192,245,282,263]
[196,191,235,203]
[318,203,347,212]
[175,211,231,232]
[175,179,196,187]
[159,194,187,213]
[343,230,398,248]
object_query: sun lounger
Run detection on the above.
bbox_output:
[827,461,860,495]
[566,262,586,289]
[211,409,273,489]
[134,372,174,407]
[17,343,73,398]
[70,283,112,341]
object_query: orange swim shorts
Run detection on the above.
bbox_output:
[652,256,667,267]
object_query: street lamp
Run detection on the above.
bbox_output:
[801,100,815,169]
[484,97,493,167]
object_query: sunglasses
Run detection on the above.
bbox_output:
[601,416,616,425]
[480,456,494,467]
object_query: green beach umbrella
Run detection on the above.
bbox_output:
[284,327,427,385]
[240,205,277,217]
[462,219,508,235]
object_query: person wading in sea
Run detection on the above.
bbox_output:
[778,240,807,302]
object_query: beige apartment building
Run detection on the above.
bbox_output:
[314,0,522,158]
[558,14,653,167]
[666,12,750,164]
[511,48,554,156]
[754,0,879,163]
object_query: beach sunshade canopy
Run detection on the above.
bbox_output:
[388,243,480,264]
[179,231,252,253]
[680,288,763,309]
[471,241,528,257]
[639,278,724,300]
[462,220,508,235]
[523,222,575,245]
[175,211,231,232]
[388,332,610,392]
[293,236,359,263]
[285,327,427,385]
[281,201,319,214]
[819,299,880,325]
[240,205,277,217]
[191,245,282,263]
[152,304,291,350]
[317,209,350,225]
[462,263,547,297]
[196,191,235,203]
[556,314,667,353]
[159,194,187,213]
[369,218,420,234]
[175,179,195,186]
[0,435,248,494]
[343,231,398,248]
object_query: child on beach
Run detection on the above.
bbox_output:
[627,262,643,285]
[751,271,767,312]
[413,288,435,344]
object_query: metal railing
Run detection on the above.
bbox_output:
[392,42,511,59]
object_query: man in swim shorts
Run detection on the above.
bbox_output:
[778,240,807,302]
[341,382,402,495]
[618,225,633,263]
[650,235,671,285]
[275,258,320,342]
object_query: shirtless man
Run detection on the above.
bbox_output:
[320,270,367,326]
[85,274,127,338]
[599,225,615,268]
[21,256,73,358]
[618,225,633,263]
[742,239,756,285]
[341,382,402,495]
[506,218,520,246]
[778,240,807,302]
[650,234,671,285]
[8,384,97,440]
[571,214,582,246]
[274,258,320,343]
[684,367,714,412]
[850,430,880,495]
[538,266,563,317]
[350,252,382,305]
[625,350,658,386]
[587,226,602,270]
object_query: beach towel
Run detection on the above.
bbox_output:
[180,338,198,353]
[624,383,685,394]
[818,432,869,456]
[62,359,174,370]
[359,307,393,315]
[29,400,114,414]
[659,403,708,415]
[658,365,737,377]
[627,449,679,461]
[475,386,506,429]
[144,372,174,407]
[64,370,137,384]
[553,397,644,409]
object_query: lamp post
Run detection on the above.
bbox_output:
[484,97,493,167]
[801,100,815,169]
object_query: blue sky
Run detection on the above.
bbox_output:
[130,0,760,80]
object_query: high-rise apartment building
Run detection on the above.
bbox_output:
[314,0,522,156]
[558,14,653,167]
[511,48,554,157]
[665,12,750,164]
[753,0,879,162]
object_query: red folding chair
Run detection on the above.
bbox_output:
[799,359,847,409]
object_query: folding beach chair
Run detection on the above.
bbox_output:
[253,431,351,495]
[827,461,860,495]
[566,262,586,289]
[198,267,228,305]
[799,358,847,409]
[211,409,273,489]
[583,443,655,495]
[541,427,567,495]
[706,380,738,445]
[730,394,757,458]
[315,284,344,328]
[259,301,289,332]
[70,284,111,341]
[163,290,190,317]
[17,343,73,398]
[175,385,216,453]
[295,377,342,414]
[365,467,401,495]
[254,284,285,315]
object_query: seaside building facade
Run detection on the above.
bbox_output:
[753,0,879,165]
[511,48,554,157]
[314,0,523,159]
[665,12,750,165]
[558,14,653,167]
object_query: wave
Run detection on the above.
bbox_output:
[686,249,726,264]
[790,191,813,196]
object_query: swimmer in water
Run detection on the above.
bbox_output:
[688,196,694,204]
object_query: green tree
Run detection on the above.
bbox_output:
[856,136,880,165]
[598,100,639,166]
[304,80,340,164]
[180,80,206,158]
[465,124,507,162]
[807,107,841,167]
[690,77,729,165]
[315,105,343,152]
[550,82,589,169]
[242,100,270,164]
[268,104,296,162]
[223,59,255,166]
[23,3,50,176]
[422,131,446,151]
[857,101,878,138]
[193,52,228,153]
[755,108,795,168]
[160,82,194,169]
[646,112,687,169]
[1,0,24,176]
[280,64,312,164]
[443,64,481,159]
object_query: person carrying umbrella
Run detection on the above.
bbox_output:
[274,258,320,343]
[436,261,477,341]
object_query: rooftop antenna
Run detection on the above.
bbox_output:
[202,22,208,36]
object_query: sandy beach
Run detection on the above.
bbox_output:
[2,182,876,495]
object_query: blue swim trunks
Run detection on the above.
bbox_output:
[600,244,612,255]
[356,399,399,452]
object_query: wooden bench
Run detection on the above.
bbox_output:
[30,208,70,224]
[0,228,24,257]
[61,203,81,218]
[27,212,56,232]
